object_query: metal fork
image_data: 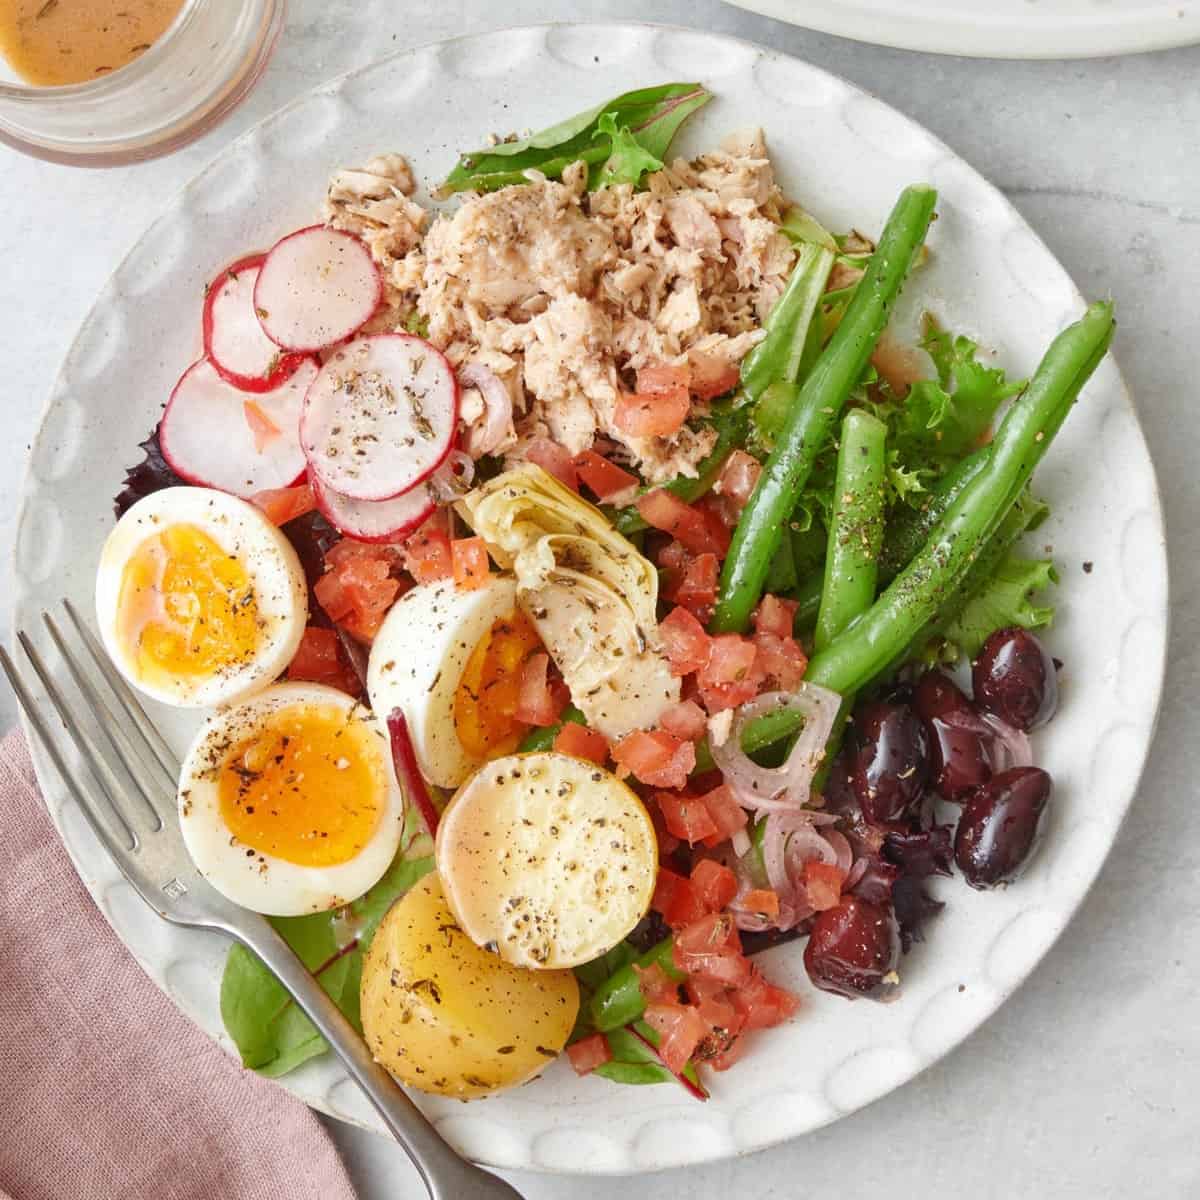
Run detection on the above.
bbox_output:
[2,600,524,1200]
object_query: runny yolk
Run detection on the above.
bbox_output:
[218,703,384,868]
[118,524,260,684]
[454,609,542,760]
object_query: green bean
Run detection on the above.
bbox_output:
[711,185,939,634]
[517,706,585,753]
[589,936,681,1032]
[805,301,1115,696]
[790,573,823,631]
[610,409,747,536]
[814,410,887,650]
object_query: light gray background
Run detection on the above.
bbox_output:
[2,3,1195,1197]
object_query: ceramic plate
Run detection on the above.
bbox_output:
[13,23,1167,1175]
[726,0,1200,58]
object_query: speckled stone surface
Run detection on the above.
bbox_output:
[1,3,1196,1197]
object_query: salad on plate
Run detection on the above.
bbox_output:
[98,83,1114,1100]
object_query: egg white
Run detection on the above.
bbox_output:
[95,487,307,708]
[366,575,519,789]
[177,682,406,916]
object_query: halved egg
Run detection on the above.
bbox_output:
[436,752,658,969]
[177,682,405,915]
[95,486,307,708]
[366,576,543,789]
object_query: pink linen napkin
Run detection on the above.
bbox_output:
[0,729,358,1200]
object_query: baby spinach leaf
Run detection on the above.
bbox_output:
[437,83,710,196]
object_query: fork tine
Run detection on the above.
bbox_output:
[0,645,137,856]
[62,598,181,777]
[43,612,165,831]
[16,631,141,850]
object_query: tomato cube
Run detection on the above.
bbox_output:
[691,858,738,912]
[612,730,696,789]
[552,721,610,765]
[451,536,490,591]
[573,449,639,501]
[566,1033,612,1076]
[615,388,690,439]
[658,606,712,676]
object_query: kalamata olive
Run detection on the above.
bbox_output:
[849,699,929,824]
[954,766,1051,889]
[972,627,1058,731]
[913,670,992,801]
[804,896,901,1000]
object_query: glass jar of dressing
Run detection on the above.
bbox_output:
[0,0,285,164]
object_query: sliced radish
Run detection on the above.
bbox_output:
[160,357,317,497]
[253,226,382,353]
[301,333,458,501]
[202,253,308,392]
[310,472,435,544]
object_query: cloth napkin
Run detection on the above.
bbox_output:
[0,730,358,1200]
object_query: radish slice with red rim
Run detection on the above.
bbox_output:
[302,333,458,501]
[202,253,308,392]
[160,357,316,498]
[254,226,382,353]
[310,472,435,544]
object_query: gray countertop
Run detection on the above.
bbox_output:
[2,2,1195,1196]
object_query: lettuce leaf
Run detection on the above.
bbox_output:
[593,112,664,188]
[942,556,1058,659]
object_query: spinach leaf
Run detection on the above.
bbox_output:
[437,83,710,196]
[593,112,664,188]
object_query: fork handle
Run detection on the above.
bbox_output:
[236,921,526,1200]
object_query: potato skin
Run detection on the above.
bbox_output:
[360,873,579,1099]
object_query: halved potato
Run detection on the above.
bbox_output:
[436,751,658,969]
[360,873,578,1099]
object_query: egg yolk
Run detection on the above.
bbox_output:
[454,610,542,759]
[217,703,385,868]
[118,523,261,684]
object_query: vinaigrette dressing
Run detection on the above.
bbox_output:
[0,0,184,86]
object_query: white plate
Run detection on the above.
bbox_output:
[726,0,1200,58]
[13,23,1167,1175]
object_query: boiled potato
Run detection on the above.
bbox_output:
[436,752,658,970]
[360,873,578,1099]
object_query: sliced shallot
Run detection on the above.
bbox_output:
[301,333,458,501]
[458,363,515,458]
[159,357,316,497]
[980,711,1034,771]
[254,225,382,352]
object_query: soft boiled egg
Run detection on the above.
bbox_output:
[96,486,307,708]
[177,682,405,915]
[366,575,543,789]
[436,752,658,969]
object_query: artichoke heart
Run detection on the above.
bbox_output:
[456,464,680,739]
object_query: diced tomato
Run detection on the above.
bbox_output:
[696,634,763,712]
[573,449,638,501]
[658,607,712,676]
[243,398,282,452]
[730,969,800,1031]
[714,449,762,516]
[634,961,680,1006]
[524,437,579,490]
[656,538,690,572]
[636,490,726,557]
[688,353,740,401]
[709,1033,750,1072]
[514,653,568,726]
[740,888,781,920]
[403,523,453,585]
[658,699,708,742]
[636,363,691,395]
[314,540,404,642]
[451,536,490,591]
[251,482,316,526]
[691,859,738,912]
[802,861,847,912]
[674,913,752,987]
[286,627,360,695]
[653,866,708,929]
[753,631,808,691]
[693,496,733,557]
[612,730,695,789]
[552,721,610,765]
[673,553,720,621]
[753,594,799,639]
[657,791,719,846]
[644,1002,709,1075]
[698,783,748,846]
[647,800,680,856]
[614,387,690,439]
[686,976,743,1034]
[566,1033,612,1076]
